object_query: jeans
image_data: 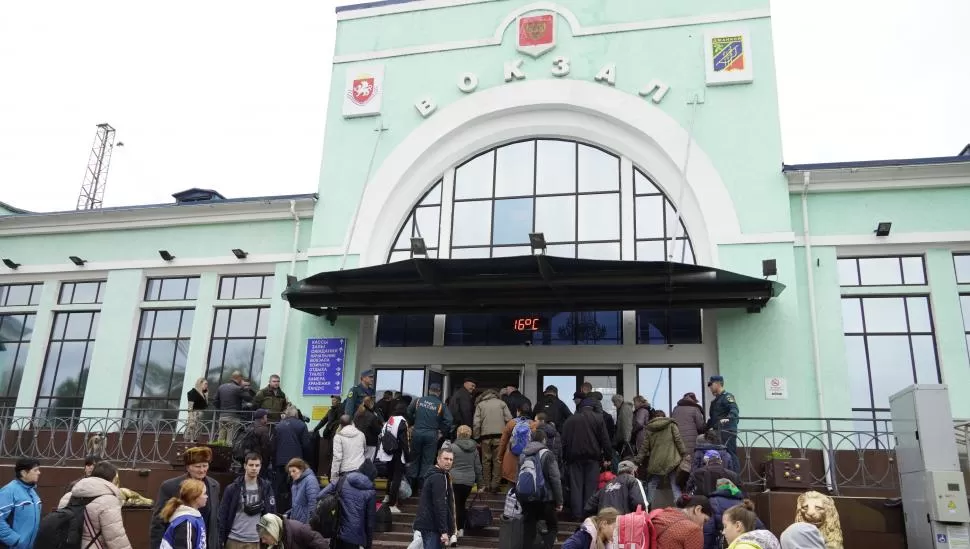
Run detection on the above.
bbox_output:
[567,460,599,520]
[646,471,681,506]
[522,501,558,549]
[419,530,443,549]
[225,541,260,549]
[480,437,502,491]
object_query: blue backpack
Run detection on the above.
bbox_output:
[515,449,548,502]
[510,417,532,456]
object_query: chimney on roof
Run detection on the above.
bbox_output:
[172,188,226,204]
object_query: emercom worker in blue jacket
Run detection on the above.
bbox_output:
[219,452,276,548]
[0,457,42,549]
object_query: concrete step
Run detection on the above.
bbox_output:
[374,531,565,549]
[384,519,576,541]
[388,510,582,531]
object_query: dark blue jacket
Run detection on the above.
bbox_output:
[704,490,765,549]
[413,468,455,536]
[275,416,310,466]
[561,526,594,549]
[218,475,276,546]
[317,472,376,548]
[408,395,453,434]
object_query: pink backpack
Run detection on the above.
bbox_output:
[615,506,666,549]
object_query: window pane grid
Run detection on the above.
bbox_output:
[36,311,100,418]
[0,283,43,307]
[376,315,435,347]
[145,277,201,301]
[125,309,194,419]
[0,313,35,413]
[637,366,704,416]
[58,281,107,305]
[632,168,695,264]
[837,256,927,287]
[218,275,275,300]
[206,307,269,387]
[955,254,970,284]
[960,295,970,362]
[841,296,939,419]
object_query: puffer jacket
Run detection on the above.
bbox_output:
[449,439,483,487]
[633,404,651,451]
[317,471,376,547]
[58,476,132,549]
[290,468,321,524]
[672,399,706,461]
[473,390,512,439]
[635,417,687,476]
[332,424,367,479]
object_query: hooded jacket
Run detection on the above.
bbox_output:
[672,399,706,459]
[290,468,321,524]
[354,406,383,447]
[160,505,206,549]
[561,517,603,549]
[636,417,687,476]
[519,441,563,505]
[534,393,572,433]
[316,471,376,548]
[0,479,41,549]
[218,475,276,546]
[449,439,483,487]
[729,530,781,549]
[473,390,512,439]
[705,489,765,549]
[561,407,612,464]
[58,476,132,549]
[613,400,634,447]
[536,422,562,465]
[332,424,368,479]
[583,472,646,516]
[269,518,328,549]
[779,523,827,549]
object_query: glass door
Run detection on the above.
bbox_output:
[636,365,704,415]
[537,369,624,416]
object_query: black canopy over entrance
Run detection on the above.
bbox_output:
[282,255,785,318]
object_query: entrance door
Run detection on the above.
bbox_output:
[537,369,624,417]
[447,369,521,398]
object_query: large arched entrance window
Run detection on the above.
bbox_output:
[375,138,701,350]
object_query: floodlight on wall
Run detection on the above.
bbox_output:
[158,250,175,261]
[232,248,248,259]
[529,232,547,254]
[874,222,892,237]
[69,256,87,266]
[762,259,777,278]
[1,258,19,270]
[410,237,428,257]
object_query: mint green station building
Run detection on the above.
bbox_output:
[1,0,969,432]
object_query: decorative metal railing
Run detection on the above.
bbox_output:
[0,408,899,493]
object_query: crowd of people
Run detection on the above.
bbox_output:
[0,369,831,549]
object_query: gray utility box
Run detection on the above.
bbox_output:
[891,385,970,549]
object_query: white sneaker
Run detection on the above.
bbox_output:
[450,534,458,547]
[389,505,402,514]
[457,529,464,538]
[383,495,390,504]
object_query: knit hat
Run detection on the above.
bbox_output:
[257,513,283,544]
[716,478,741,496]
[703,450,722,464]
[183,446,212,466]
[617,460,637,473]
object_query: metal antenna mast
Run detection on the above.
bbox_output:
[76,123,119,210]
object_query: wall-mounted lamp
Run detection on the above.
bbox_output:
[158,250,175,261]
[1,258,19,270]
[69,256,87,266]
[529,232,547,255]
[232,248,248,259]
[762,259,777,277]
[874,222,892,237]
[410,237,428,257]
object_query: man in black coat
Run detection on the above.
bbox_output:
[449,378,477,431]
[533,385,572,433]
[150,446,221,549]
[561,399,612,521]
[502,384,532,418]
[413,447,456,549]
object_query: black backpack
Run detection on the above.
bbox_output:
[310,476,346,538]
[380,419,406,455]
[35,495,99,549]
[374,502,392,533]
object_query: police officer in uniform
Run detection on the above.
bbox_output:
[344,369,376,416]
[407,382,453,485]
[707,375,740,458]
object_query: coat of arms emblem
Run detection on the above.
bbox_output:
[349,76,377,106]
[712,35,745,72]
[516,13,555,58]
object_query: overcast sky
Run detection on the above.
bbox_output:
[0,0,967,212]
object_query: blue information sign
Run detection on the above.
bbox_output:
[303,338,346,396]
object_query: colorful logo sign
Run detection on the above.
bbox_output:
[516,13,555,58]
[712,36,744,72]
[349,75,377,106]
[342,64,384,118]
[704,30,753,86]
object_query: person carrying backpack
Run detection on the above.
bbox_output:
[315,468,377,549]
[499,403,537,486]
[647,495,712,549]
[516,429,562,549]
[53,461,132,549]
[375,401,411,514]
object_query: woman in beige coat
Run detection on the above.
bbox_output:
[58,461,132,549]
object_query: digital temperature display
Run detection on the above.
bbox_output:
[513,317,541,331]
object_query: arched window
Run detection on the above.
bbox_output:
[387,139,693,263]
[377,139,700,347]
